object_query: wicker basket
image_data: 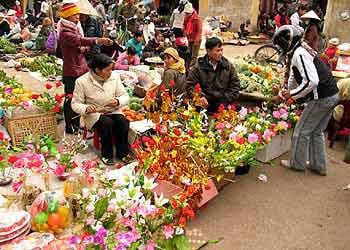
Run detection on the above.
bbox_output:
[5,112,58,146]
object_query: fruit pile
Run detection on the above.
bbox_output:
[29,192,70,234]
[122,106,146,121]
[233,56,282,98]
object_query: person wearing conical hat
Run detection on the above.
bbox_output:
[301,10,321,51]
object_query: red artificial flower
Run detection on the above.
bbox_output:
[55,81,63,87]
[156,208,164,216]
[86,175,95,185]
[218,104,225,113]
[173,128,182,136]
[31,94,40,100]
[8,155,18,164]
[54,164,66,176]
[169,79,175,88]
[160,84,166,92]
[204,182,211,190]
[195,83,201,93]
[188,129,193,137]
[156,124,167,135]
[236,137,246,145]
[171,200,178,209]
[66,93,73,99]
[179,216,187,227]
[131,140,141,149]
[54,94,63,103]
[53,105,60,113]
[72,161,78,168]
[179,194,187,202]
[0,132,4,141]
[182,206,195,219]
[12,180,24,193]
[0,155,3,161]
[45,83,53,90]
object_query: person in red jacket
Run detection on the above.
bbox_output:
[58,2,112,134]
[320,38,340,70]
[183,3,202,68]
[274,7,289,28]
[14,1,23,18]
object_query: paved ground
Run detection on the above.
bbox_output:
[2,44,350,250]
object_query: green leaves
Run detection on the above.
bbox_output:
[102,214,116,230]
[160,235,191,250]
[94,197,109,220]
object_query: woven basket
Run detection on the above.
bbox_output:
[5,112,58,147]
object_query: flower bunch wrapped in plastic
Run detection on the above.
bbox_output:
[71,163,191,250]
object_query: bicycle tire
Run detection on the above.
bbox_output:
[254,44,280,65]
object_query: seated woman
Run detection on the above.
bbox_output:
[126,31,143,58]
[35,17,52,50]
[162,48,186,95]
[115,46,140,70]
[142,31,165,60]
[72,54,130,165]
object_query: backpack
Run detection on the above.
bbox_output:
[45,30,63,58]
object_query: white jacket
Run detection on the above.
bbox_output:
[72,71,129,129]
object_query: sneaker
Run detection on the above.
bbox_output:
[280,160,305,172]
[101,157,115,166]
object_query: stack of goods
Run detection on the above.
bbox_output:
[0,211,31,245]
[1,233,56,249]
[233,56,282,98]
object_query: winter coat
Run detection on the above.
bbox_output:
[183,11,202,43]
[186,55,240,104]
[58,19,96,77]
[71,71,129,130]
[163,68,186,96]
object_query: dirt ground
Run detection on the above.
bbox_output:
[1,44,350,250]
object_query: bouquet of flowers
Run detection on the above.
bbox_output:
[71,164,191,250]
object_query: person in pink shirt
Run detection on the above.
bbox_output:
[115,46,140,70]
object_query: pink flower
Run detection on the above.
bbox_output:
[248,133,259,144]
[4,87,13,94]
[98,188,106,197]
[162,224,174,239]
[229,132,238,141]
[272,110,281,119]
[107,203,116,213]
[87,217,95,225]
[145,240,156,250]
[22,101,33,109]
[54,164,66,176]
[277,121,289,131]
[12,180,24,193]
[215,122,225,130]
[263,129,274,142]
[239,107,248,118]
[279,108,289,120]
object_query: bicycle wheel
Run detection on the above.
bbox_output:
[254,44,280,65]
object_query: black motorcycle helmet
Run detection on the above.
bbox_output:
[272,25,303,55]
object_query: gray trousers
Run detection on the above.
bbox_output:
[290,94,339,171]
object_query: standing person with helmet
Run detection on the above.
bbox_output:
[272,25,339,176]
[300,10,322,51]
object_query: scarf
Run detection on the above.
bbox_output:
[164,48,186,74]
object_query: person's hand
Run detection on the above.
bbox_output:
[159,41,165,48]
[96,38,113,46]
[200,97,208,108]
[286,98,295,106]
[86,105,97,114]
[271,95,282,104]
[282,90,291,99]
[106,99,119,108]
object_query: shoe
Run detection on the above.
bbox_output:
[120,154,135,164]
[101,157,115,166]
[308,168,327,176]
[280,160,305,172]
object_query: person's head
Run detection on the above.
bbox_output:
[134,31,143,43]
[278,7,287,16]
[155,31,164,43]
[163,48,180,68]
[297,4,308,16]
[301,10,320,25]
[272,25,303,55]
[127,46,137,61]
[79,13,89,23]
[59,3,80,24]
[16,1,20,6]
[127,0,135,6]
[19,19,28,29]
[88,54,114,80]
[184,3,194,16]
[205,37,223,62]
[328,37,340,48]
[42,17,52,27]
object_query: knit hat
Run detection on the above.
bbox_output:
[59,3,80,19]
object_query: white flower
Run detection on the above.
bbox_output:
[154,193,169,207]
[86,203,94,213]
[234,124,247,135]
[82,188,90,199]
[175,227,184,235]
[143,176,158,190]
[180,176,191,185]
[255,124,262,131]
[126,183,143,201]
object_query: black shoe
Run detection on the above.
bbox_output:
[101,157,115,166]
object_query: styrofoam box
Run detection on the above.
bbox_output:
[255,130,293,163]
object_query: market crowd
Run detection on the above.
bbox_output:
[0,0,348,173]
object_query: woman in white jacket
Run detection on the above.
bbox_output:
[72,54,130,165]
